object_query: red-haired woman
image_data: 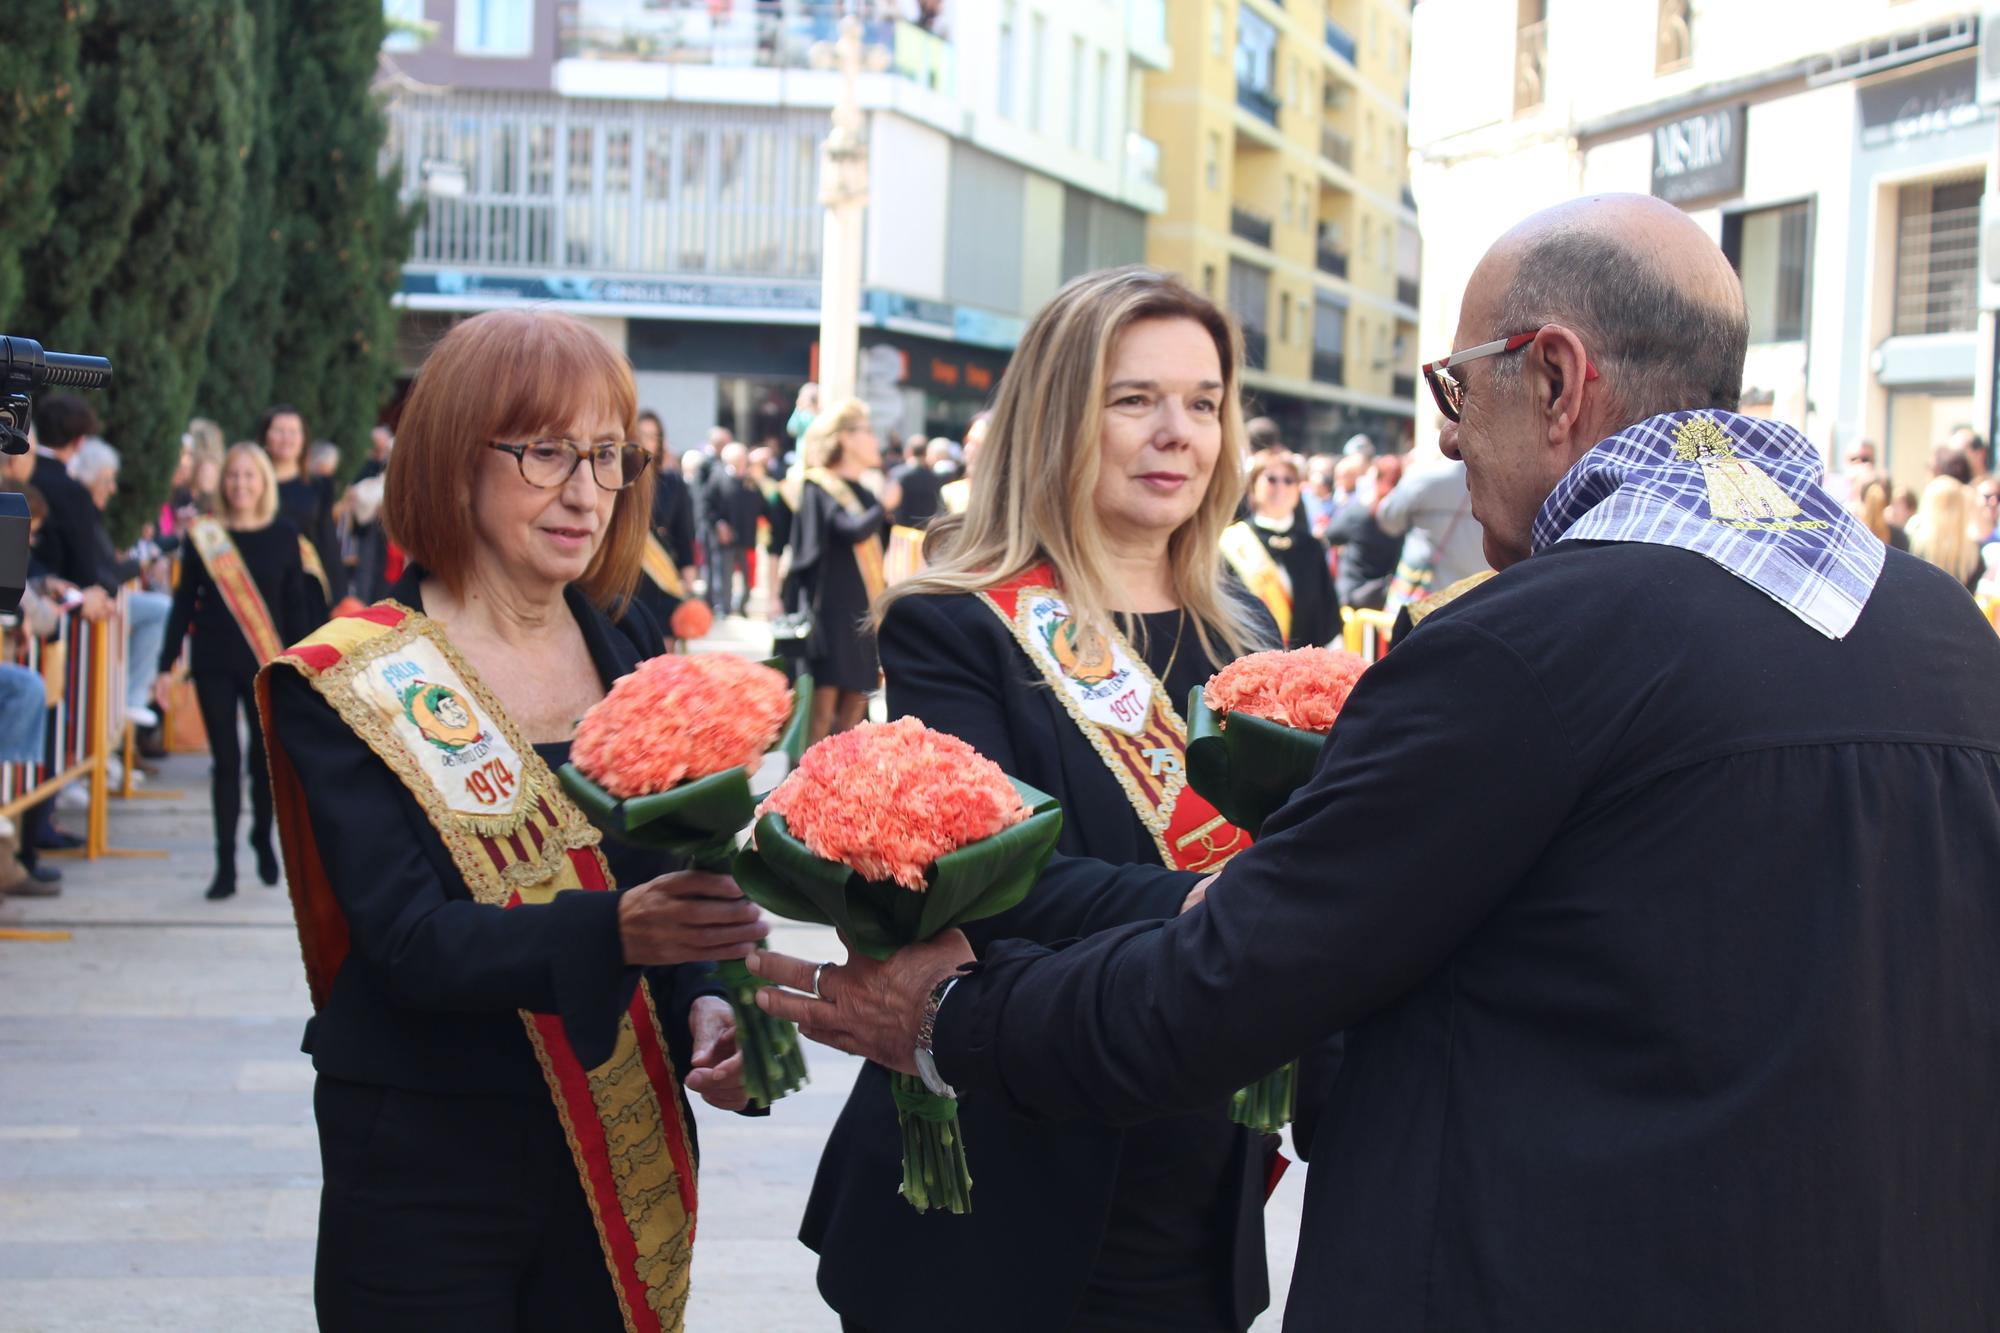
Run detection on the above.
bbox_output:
[259,310,763,1329]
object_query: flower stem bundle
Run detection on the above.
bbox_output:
[561,655,814,1109]
[734,717,1063,1213]
[1187,647,1370,1132]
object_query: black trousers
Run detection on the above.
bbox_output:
[193,669,269,869]
[314,1076,623,1332]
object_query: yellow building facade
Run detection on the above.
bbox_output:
[1144,0,1421,451]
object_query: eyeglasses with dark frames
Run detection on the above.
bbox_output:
[487,438,653,492]
[1420,330,1602,424]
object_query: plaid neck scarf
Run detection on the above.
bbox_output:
[1531,410,1885,639]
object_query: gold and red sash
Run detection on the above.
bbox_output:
[884,525,927,585]
[188,519,285,666]
[805,467,887,602]
[1219,521,1293,644]
[641,533,688,598]
[296,534,331,602]
[979,567,1251,873]
[255,604,697,1332]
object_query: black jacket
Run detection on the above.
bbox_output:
[265,568,718,1105]
[31,454,113,589]
[887,461,944,527]
[159,519,325,679]
[1324,499,1404,609]
[700,470,764,545]
[803,588,1281,1332]
[939,542,2000,1332]
[277,474,348,602]
[651,469,698,570]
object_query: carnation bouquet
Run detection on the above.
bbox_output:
[561,653,813,1109]
[1186,647,1369,1133]
[733,717,1063,1213]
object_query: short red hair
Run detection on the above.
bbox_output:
[383,310,650,611]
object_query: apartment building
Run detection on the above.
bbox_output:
[1409,0,1996,494]
[381,0,1168,450]
[1142,0,1421,453]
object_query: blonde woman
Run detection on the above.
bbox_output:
[1909,475,1982,591]
[802,268,1283,1333]
[155,444,325,899]
[1859,480,1909,552]
[782,398,887,743]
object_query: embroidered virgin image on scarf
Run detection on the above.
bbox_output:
[1530,411,1886,639]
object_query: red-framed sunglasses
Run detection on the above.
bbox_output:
[1420,331,1601,423]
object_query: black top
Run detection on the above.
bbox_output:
[265,568,718,1105]
[700,470,764,543]
[30,454,113,589]
[802,587,1282,1333]
[1249,514,1340,648]
[276,474,348,602]
[784,477,886,694]
[1324,500,1404,609]
[938,541,2000,1332]
[158,519,325,679]
[651,469,699,570]
[887,461,944,527]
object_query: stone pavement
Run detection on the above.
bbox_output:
[0,732,1302,1331]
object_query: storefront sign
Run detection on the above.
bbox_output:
[403,270,824,312]
[1651,104,1746,206]
[1858,59,1986,149]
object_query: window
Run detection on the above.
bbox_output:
[1229,260,1272,366]
[384,0,425,53]
[456,0,531,57]
[1282,174,1294,226]
[1202,263,1218,297]
[1030,14,1048,132]
[1893,177,1982,337]
[1656,0,1692,74]
[1516,0,1548,115]
[1211,2,1226,56]
[998,3,1017,119]
[1096,52,1112,160]
[1279,292,1293,343]
[1236,7,1278,101]
[1312,298,1346,383]
[1069,37,1086,148]
[1205,132,1221,190]
[1722,201,1811,344]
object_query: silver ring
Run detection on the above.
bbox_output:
[811,961,830,1001]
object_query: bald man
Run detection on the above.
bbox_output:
[753,196,2000,1330]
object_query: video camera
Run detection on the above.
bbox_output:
[0,336,113,615]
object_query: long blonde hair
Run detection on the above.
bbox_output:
[1909,475,1982,583]
[800,397,870,470]
[876,266,1262,664]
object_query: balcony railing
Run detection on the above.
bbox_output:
[1392,373,1417,400]
[559,0,954,93]
[1312,351,1345,385]
[1242,328,1270,370]
[1321,126,1353,170]
[1236,83,1281,127]
[1514,19,1548,115]
[1324,18,1357,64]
[1231,207,1275,249]
[1125,131,1162,195]
[1396,277,1419,307]
[1316,246,1349,279]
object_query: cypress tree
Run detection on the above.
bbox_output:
[266,0,415,470]
[0,5,82,326]
[14,0,253,541]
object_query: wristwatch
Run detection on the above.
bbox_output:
[913,972,962,1099]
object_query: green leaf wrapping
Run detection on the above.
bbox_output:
[731,777,1063,960]
[1184,688,1330,839]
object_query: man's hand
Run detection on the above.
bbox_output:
[79,588,113,622]
[1180,872,1219,915]
[683,996,748,1111]
[715,521,735,546]
[748,931,976,1075]
[616,870,768,966]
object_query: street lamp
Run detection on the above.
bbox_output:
[811,16,888,406]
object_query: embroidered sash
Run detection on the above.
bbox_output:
[1219,521,1293,643]
[188,519,284,666]
[884,525,927,585]
[805,468,886,601]
[255,605,698,1332]
[642,533,689,599]
[296,534,331,602]
[979,568,1251,873]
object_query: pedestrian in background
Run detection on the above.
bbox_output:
[258,405,347,604]
[1908,475,1984,592]
[784,398,886,744]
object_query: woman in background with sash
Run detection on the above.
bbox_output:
[1220,447,1340,648]
[257,404,347,604]
[156,444,325,900]
[783,397,887,745]
[800,268,1282,1333]
[258,311,762,1332]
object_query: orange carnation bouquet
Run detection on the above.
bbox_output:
[734,718,1063,1213]
[561,653,813,1108]
[1186,647,1370,1133]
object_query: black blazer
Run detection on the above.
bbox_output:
[801,588,1280,1332]
[276,474,348,602]
[265,568,718,1109]
[651,469,699,570]
[30,454,113,589]
[937,543,2000,1331]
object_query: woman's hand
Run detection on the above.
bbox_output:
[1180,872,1219,914]
[683,996,748,1111]
[617,869,768,966]
[152,672,177,709]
